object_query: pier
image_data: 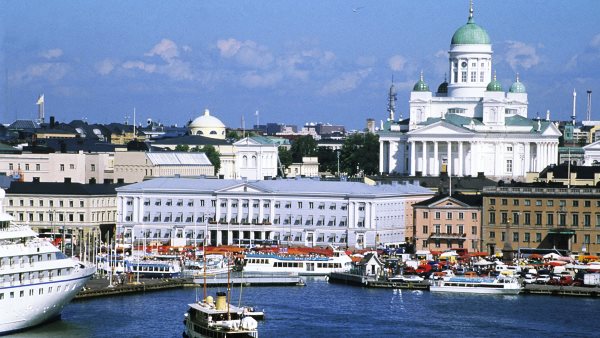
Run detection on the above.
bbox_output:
[328,272,429,290]
[193,272,305,287]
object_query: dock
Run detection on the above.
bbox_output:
[523,284,600,297]
[328,272,429,290]
[192,272,305,287]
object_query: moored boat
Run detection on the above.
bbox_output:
[429,276,522,295]
[0,189,96,334]
[242,246,352,276]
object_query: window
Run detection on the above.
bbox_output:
[70,164,75,169]
[434,224,440,233]
[506,160,513,173]
[501,212,508,224]
[471,226,477,235]
[513,199,519,206]
[489,212,496,224]
[36,164,40,171]
[573,214,579,227]
[446,225,452,233]
[559,200,566,207]
[513,213,520,225]
[8,163,13,170]
[536,233,542,242]
[91,164,96,172]
[446,212,452,220]
[470,71,476,82]
[501,199,508,206]
[536,200,542,206]
[573,200,579,207]
[490,199,496,205]
[524,233,530,243]
[458,212,464,220]
[471,213,477,220]
[423,211,429,219]
[60,164,65,171]
[461,71,467,82]
[585,201,591,208]
[479,71,484,82]
[507,146,513,152]
[524,200,531,206]
[25,164,29,170]
[535,213,542,225]
[435,212,441,220]
[584,214,591,227]
[422,225,428,234]
[546,213,554,225]
[513,232,519,242]
[490,231,495,239]
[547,200,554,207]
[309,202,314,209]
[524,213,531,225]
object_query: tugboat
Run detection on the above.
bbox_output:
[183,291,258,338]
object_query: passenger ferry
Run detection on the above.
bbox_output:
[242,246,352,276]
[125,259,182,278]
[0,189,96,334]
[429,276,522,295]
[183,292,259,338]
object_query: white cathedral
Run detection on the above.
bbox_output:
[378,4,561,179]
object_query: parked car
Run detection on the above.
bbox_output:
[535,274,551,284]
[389,274,424,283]
[523,274,537,284]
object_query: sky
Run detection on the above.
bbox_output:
[1,1,599,131]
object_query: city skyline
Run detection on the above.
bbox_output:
[2,1,599,130]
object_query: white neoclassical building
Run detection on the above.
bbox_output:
[378,5,561,179]
[116,177,433,249]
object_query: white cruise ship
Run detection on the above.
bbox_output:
[242,246,352,276]
[0,189,96,334]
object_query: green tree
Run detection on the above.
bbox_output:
[317,147,337,174]
[174,144,189,152]
[278,146,293,177]
[290,135,318,163]
[226,130,242,141]
[340,133,380,176]
[201,145,221,175]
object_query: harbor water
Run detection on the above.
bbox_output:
[14,277,600,338]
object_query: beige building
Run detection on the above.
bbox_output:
[412,194,482,253]
[482,185,600,256]
[286,157,319,178]
[113,151,214,183]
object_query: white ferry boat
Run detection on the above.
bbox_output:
[0,189,96,334]
[97,256,182,278]
[429,276,522,295]
[242,247,352,276]
[183,291,258,338]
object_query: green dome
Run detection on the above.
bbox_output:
[437,80,448,94]
[486,73,503,92]
[451,17,491,45]
[413,72,430,92]
[486,80,503,92]
[509,75,526,93]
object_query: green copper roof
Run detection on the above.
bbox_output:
[509,75,526,93]
[413,72,430,92]
[437,80,448,94]
[451,17,490,45]
[486,73,503,92]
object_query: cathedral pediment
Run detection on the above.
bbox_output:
[216,182,270,193]
[408,121,474,136]
[541,123,562,137]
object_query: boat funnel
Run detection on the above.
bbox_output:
[215,292,227,311]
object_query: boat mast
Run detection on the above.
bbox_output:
[203,220,208,300]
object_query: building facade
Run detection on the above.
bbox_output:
[378,5,560,179]
[482,185,600,257]
[116,177,433,249]
[412,194,482,253]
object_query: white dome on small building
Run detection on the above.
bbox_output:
[189,109,226,140]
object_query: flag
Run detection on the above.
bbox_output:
[36,94,44,105]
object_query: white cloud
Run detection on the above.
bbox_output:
[504,40,540,70]
[388,55,407,72]
[122,60,157,73]
[161,60,194,80]
[319,68,371,95]
[96,59,117,75]
[40,48,63,59]
[590,33,600,49]
[10,63,68,84]
[145,38,179,62]
[240,71,283,88]
[216,38,273,69]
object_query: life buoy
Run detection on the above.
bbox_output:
[393,283,397,287]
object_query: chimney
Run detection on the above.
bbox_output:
[587,90,593,122]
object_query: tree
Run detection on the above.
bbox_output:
[317,147,337,175]
[201,145,221,175]
[290,135,318,163]
[340,133,380,176]
[174,144,189,152]
[278,146,293,177]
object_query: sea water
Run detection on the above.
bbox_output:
[13,277,600,337]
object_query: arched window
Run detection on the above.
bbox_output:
[242,156,248,168]
[251,155,257,168]
[196,131,203,135]
[210,130,217,135]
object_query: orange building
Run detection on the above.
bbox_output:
[412,194,482,253]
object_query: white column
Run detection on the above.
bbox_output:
[458,141,464,176]
[434,141,439,175]
[379,141,384,174]
[524,142,531,174]
[258,199,264,223]
[422,141,428,176]
[512,143,518,177]
[410,141,416,176]
[237,199,242,223]
[269,199,276,223]
[226,198,232,222]
[470,141,477,175]
[447,141,452,176]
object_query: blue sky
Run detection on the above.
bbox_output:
[1,1,599,130]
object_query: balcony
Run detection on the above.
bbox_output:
[428,232,467,240]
